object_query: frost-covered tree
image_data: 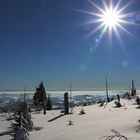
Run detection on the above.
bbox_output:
[33,82,47,114]
[11,104,29,140]
[20,101,33,131]
[11,112,29,140]
[11,92,33,140]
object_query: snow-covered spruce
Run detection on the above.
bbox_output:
[10,101,33,140]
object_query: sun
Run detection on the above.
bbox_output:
[101,7,121,29]
[80,0,138,44]
[74,0,139,45]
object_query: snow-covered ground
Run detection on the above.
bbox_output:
[0,99,140,140]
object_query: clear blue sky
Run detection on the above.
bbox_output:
[0,0,140,90]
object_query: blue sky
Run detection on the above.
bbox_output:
[0,0,140,90]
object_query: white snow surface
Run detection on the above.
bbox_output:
[0,99,140,140]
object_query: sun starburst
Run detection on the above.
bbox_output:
[100,7,121,29]
[84,0,139,45]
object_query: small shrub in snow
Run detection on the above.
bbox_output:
[135,96,140,105]
[68,118,73,126]
[79,106,86,115]
[102,129,131,140]
[99,100,105,107]
[114,101,122,108]
[136,120,140,133]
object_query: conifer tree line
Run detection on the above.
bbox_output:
[33,81,52,114]
[10,81,52,140]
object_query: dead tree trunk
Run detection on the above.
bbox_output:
[64,92,69,115]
